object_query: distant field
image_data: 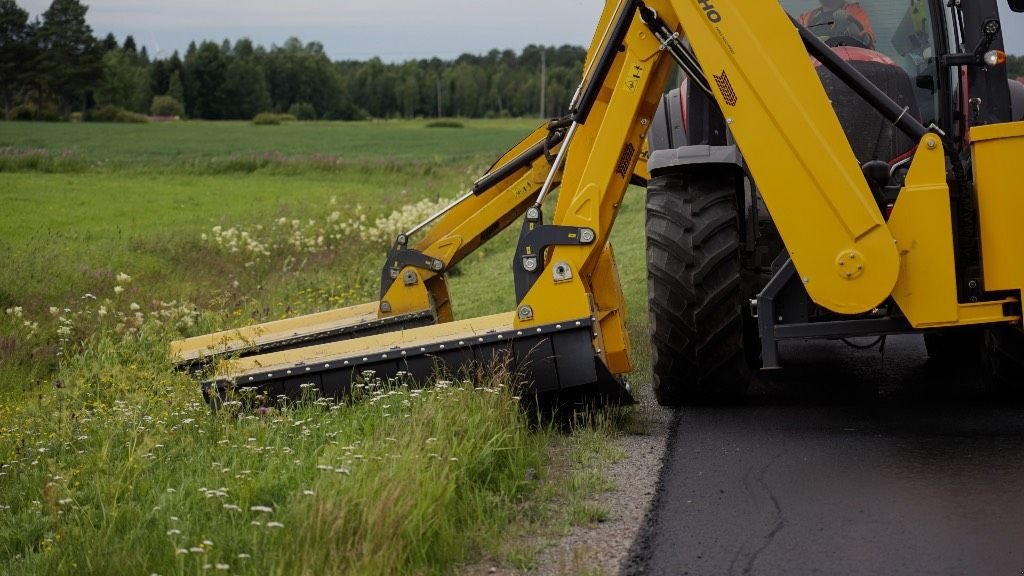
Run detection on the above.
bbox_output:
[0,169,471,310]
[0,118,648,319]
[0,120,648,575]
[0,119,541,169]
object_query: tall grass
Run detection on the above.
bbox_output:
[0,324,547,575]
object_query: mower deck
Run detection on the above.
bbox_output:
[200,312,633,407]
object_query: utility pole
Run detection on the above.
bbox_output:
[540,49,546,119]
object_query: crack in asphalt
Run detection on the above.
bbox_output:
[624,337,1024,576]
[731,448,788,576]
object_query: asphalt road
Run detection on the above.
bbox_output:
[629,335,1024,576]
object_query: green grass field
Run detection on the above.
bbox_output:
[0,120,651,575]
[0,119,541,170]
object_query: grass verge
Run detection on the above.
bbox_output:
[0,120,653,575]
[0,327,548,575]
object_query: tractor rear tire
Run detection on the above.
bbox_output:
[982,325,1024,397]
[646,167,751,406]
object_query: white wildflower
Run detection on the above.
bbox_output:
[130,302,141,312]
[250,505,273,513]
[116,272,131,283]
[266,522,284,528]
[113,286,124,294]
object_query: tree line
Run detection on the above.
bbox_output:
[3,0,1023,123]
[0,0,586,121]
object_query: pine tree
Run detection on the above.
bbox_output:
[99,31,116,52]
[167,70,184,105]
[36,0,102,117]
[0,0,34,119]
[182,40,228,119]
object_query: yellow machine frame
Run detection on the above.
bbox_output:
[174,0,1022,399]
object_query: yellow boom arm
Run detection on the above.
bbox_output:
[177,0,1020,403]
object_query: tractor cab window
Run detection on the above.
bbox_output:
[780,0,942,127]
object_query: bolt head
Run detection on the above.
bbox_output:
[527,207,540,220]
[522,257,538,272]
[836,250,865,280]
[380,301,391,313]
[432,260,444,271]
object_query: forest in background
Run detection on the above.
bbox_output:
[2,0,1023,123]
[0,0,587,122]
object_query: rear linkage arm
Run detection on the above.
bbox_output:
[377,124,570,301]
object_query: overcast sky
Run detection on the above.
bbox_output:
[16,1,1024,61]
